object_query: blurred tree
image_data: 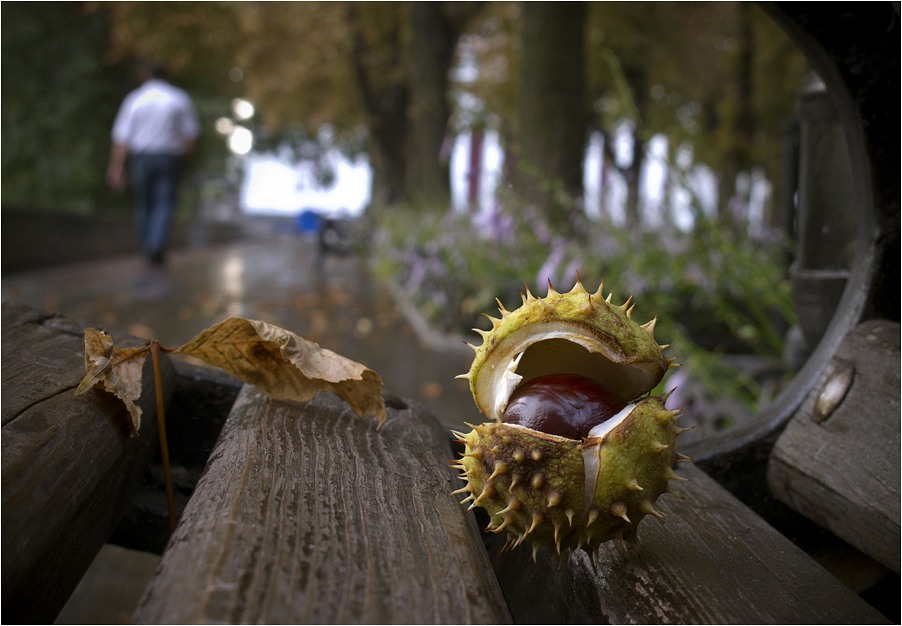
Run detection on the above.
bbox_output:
[585,2,658,230]
[4,1,806,227]
[514,2,588,230]
[345,2,411,206]
[406,3,480,207]
[1,2,127,211]
[222,2,479,209]
[585,2,807,231]
[233,4,367,138]
[463,2,805,233]
[104,1,243,97]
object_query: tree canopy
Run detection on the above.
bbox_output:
[2,1,808,226]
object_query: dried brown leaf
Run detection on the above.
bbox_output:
[176,317,387,426]
[75,328,149,431]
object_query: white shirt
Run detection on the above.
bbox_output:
[112,79,200,155]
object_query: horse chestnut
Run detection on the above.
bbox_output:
[454,279,684,556]
[503,374,626,440]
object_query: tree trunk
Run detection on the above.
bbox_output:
[623,132,645,231]
[717,2,755,227]
[405,3,460,209]
[467,127,484,212]
[623,61,648,232]
[346,4,410,208]
[516,2,587,228]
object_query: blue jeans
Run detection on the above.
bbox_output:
[130,153,183,262]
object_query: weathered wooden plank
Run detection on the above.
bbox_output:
[490,462,888,624]
[1,303,88,425]
[768,320,900,572]
[133,386,511,624]
[1,302,170,623]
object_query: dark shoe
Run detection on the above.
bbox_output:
[147,251,166,267]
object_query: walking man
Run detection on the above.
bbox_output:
[107,61,200,266]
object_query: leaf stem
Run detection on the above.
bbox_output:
[151,339,178,533]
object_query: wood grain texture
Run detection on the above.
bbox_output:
[133,386,511,624]
[1,302,88,425]
[768,320,900,572]
[1,302,168,623]
[490,462,888,624]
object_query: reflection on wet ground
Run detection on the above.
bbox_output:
[2,235,483,429]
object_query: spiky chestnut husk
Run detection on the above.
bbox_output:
[453,279,688,558]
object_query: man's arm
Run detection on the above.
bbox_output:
[106,141,129,190]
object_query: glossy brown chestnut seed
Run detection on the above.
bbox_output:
[502,374,627,440]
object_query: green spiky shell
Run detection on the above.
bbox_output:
[454,397,685,556]
[461,280,674,422]
[454,279,687,557]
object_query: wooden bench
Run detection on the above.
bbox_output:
[768,320,900,573]
[133,388,890,624]
[1,302,172,623]
[1,303,892,624]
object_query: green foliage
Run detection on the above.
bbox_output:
[1,3,128,211]
[452,2,809,236]
[586,3,806,224]
[371,179,796,413]
[372,207,523,332]
[0,2,235,213]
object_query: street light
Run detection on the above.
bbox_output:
[228,126,254,155]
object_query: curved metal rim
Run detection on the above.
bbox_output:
[687,6,882,461]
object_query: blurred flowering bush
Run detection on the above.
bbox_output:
[370,189,797,429]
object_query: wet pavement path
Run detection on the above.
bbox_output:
[2,234,483,429]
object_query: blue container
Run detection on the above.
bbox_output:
[297,210,322,233]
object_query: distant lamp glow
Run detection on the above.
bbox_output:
[215,117,235,135]
[229,126,254,155]
[232,98,255,121]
